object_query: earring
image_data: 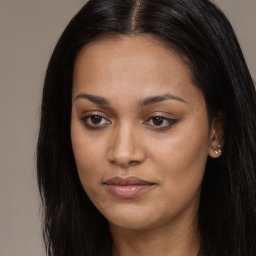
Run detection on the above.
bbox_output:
[215,144,222,155]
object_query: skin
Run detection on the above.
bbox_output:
[71,35,223,256]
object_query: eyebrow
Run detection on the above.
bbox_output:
[74,93,186,106]
[74,93,110,105]
[139,94,186,106]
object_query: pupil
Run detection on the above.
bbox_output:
[91,115,102,124]
[153,117,164,126]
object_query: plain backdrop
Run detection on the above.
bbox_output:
[0,1,255,255]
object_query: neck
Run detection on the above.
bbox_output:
[110,211,200,256]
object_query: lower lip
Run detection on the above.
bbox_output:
[104,184,154,199]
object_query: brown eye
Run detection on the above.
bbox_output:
[152,116,164,126]
[144,116,178,130]
[90,115,103,125]
[81,115,110,129]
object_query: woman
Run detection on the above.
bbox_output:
[37,0,256,255]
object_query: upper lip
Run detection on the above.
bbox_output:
[104,176,154,185]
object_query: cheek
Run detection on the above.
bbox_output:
[72,135,108,206]
[72,138,104,175]
[148,115,210,201]
[71,119,106,195]
[152,108,210,169]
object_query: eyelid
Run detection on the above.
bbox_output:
[143,114,178,130]
[79,111,178,131]
[80,113,111,129]
[143,110,178,118]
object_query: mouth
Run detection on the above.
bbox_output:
[103,176,155,199]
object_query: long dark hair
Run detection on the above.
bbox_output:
[37,0,256,255]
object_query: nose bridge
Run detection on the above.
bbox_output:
[108,121,145,167]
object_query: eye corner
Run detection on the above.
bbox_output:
[143,115,179,131]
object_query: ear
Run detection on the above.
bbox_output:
[208,112,225,158]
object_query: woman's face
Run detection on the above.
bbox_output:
[71,36,219,231]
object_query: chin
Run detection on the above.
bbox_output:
[99,204,168,231]
[109,216,157,231]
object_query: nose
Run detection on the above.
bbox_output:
[107,123,146,168]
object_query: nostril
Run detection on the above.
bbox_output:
[129,160,140,167]
[109,159,140,168]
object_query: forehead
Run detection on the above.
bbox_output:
[72,35,203,106]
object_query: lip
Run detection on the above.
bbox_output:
[103,176,155,199]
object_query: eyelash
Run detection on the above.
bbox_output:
[143,116,178,130]
[81,114,178,131]
[81,115,110,129]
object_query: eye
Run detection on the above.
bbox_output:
[144,116,178,130]
[81,115,110,129]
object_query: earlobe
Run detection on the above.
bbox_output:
[209,137,223,158]
[208,113,224,158]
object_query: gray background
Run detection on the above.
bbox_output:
[0,1,255,255]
